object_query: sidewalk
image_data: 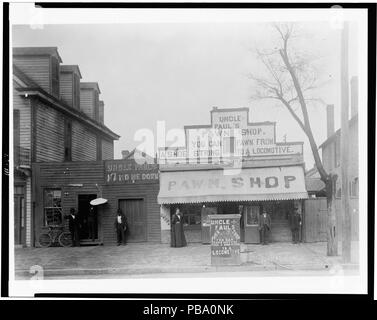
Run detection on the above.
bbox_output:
[14,242,358,279]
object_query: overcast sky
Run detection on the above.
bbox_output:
[12,18,359,169]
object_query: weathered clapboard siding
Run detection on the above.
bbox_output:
[59,72,73,107]
[35,101,65,162]
[32,161,161,246]
[13,56,51,94]
[102,183,161,244]
[101,138,114,160]
[13,82,31,149]
[80,88,95,119]
[32,161,104,243]
[71,120,97,161]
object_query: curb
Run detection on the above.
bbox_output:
[15,262,358,278]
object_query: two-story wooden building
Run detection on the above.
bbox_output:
[12,47,120,247]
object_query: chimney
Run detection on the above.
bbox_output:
[80,82,100,121]
[350,76,358,118]
[60,65,82,109]
[13,47,62,98]
[99,100,104,124]
[122,150,130,159]
[327,104,335,138]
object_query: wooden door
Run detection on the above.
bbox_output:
[303,198,327,242]
[14,195,25,245]
[119,199,147,242]
[244,205,260,244]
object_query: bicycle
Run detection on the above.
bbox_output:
[38,225,72,247]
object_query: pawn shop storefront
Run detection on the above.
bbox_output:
[158,164,308,244]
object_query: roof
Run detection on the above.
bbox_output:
[318,114,358,149]
[60,65,82,78]
[13,66,119,140]
[80,82,101,93]
[305,177,325,192]
[13,47,63,63]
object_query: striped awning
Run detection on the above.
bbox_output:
[158,166,308,204]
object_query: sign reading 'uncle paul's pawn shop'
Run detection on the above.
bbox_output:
[209,214,241,266]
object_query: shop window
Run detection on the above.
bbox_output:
[174,204,202,229]
[14,185,25,195]
[245,206,260,226]
[44,189,62,226]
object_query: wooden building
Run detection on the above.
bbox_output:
[157,107,309,244]
[32,159,160,246]
[12,47,120,247]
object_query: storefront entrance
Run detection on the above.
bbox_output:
[78,194,98,240]
[119,198,147,242]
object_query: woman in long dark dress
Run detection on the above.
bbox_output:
[171,208,187,247]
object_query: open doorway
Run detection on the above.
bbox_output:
[78,194,98,240]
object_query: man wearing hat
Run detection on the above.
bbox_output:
[290,207,302,244]
[67,208,80,247]
[258,210,272,245]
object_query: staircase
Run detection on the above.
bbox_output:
[270,219,291,242]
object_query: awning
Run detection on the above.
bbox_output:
[158,166,308,204]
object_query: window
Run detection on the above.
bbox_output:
[64,120,72,161]
[245,206,260,226]
[350,177,359,198]
[96,136,102,161]
[43,189,62,226]
[51,57,60,97]
[13,110,20,164]
[73,74,80,109]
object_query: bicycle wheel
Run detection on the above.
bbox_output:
[58,232,72,247]
[38,233,52,248]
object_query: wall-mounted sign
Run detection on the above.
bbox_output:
[158,108,303,164]
[105,159,159,184]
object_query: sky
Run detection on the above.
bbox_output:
[11,12,360,169]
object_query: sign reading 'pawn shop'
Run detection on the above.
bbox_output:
[209,214,241,266]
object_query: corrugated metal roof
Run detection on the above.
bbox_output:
[305,177,325,192]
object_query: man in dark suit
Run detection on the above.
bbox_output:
[259,210,272,245]
[67,207,80,247]
[114,208,127,246]
[290,207,302,244]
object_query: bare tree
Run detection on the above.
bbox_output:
[250,23,338,256]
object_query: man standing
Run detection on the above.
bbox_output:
[88,206,96,241]
[67,208,80,247]
[259,210,272,245]
[114,208,127,246]
[290,207,302,244]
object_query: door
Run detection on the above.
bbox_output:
[14,195,25,245]
[119,199,147,242]
[201,206,217,244]
[244,205,260,244]
[303,198,327,242]
[78,194,98,240]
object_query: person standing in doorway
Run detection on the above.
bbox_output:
[67,208,80,247]
[88,206,96,241]
[290,207,302,244]
[171,208,187,248]
[114,208,127,246]
[258,210,271,245]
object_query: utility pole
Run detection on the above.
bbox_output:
[340,21,351,262]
